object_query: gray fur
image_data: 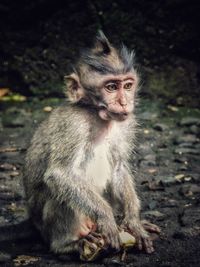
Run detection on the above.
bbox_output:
[79,31,135,75]
[120,44,135,73]
[23,102,145,254]
[23,34,155,256]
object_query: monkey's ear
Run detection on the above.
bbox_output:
[94,30,112,54]
[64,73,84,103]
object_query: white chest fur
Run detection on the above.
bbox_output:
[85,121,125,192]
[73,121,126,192]
[85,140,111,192]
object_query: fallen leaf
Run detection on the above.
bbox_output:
[43,106,53,112]
[167,105,179,112]
[13,255,40,266]
[0,88,10,98]
[147,168,157,174]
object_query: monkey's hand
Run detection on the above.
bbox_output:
[97,216,121,250]
[121,218,159,254]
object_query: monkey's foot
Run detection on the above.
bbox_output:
[79,232,106,261]
[79,231,137,261]
[121,219,161,254]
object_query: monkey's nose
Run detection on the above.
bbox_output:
[119,100,127,106]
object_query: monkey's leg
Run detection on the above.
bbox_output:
[43,202,103,255]
[112,166,160,254]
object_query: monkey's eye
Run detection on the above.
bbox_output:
[105,83,118,92]
[124,82,133,90]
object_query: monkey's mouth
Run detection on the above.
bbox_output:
[98,108,129,121]
[109,111,129,121]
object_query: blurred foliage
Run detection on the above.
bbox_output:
[0,0,199,106]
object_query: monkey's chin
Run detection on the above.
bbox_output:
[98,109,129,121]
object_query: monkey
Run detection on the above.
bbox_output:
[23,31,160,258]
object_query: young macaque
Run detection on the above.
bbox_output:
[23,31,160,258]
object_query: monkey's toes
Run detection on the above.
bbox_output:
[141,220,161,234]
[136,235,154,254]
[142,237,155,254]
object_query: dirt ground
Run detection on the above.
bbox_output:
[0,97,199,267]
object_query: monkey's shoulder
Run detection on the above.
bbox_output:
[40,104,90,136]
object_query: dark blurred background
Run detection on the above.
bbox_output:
[0,0,200,106]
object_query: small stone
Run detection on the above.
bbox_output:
[180,207,200,226]
[174,156,188,164]
[43,106,53,112]
[140,154,156,167]
[159,176,176,186]
[10,171,20,177]
[189,125,200,135]
[174,134,197,144]
[139,111,158,120]
[189,173,200,182]
[148,200,157,210]
[174,147,199,155]
[167,105,179,112]
[143,210,165,220]
[179,185,192,197]
[139,160,156,167]
[180,117,200,126]
[189,184,200,193]
[147,168,157,174]
[166,199,178,207]
[0,163,17,171]
[178,165,188,171]
[0,216,8,226]
[153,123,168,131]
[2,108,30,128]
[178,142,194,148]
[174,174,185,182]
[0,172,10,180]
[143,154,156,161]
[175,174,192,182]
[0,252,11,262]
[144,129,150,134]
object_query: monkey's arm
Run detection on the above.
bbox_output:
[44,166,120,248]
[113,163,158,253]
[112,163,140,219]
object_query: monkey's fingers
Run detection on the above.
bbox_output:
[79,238,100,261]
[141,220,161,234]
[104,232,121,251]
[86,233,105,248]
[91,232,103,239]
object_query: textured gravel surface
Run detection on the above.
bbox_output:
[0,98,200,267]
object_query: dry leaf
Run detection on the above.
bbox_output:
[0,88,10,98]
[13,255,40,266]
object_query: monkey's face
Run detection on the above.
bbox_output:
[97,73,138,121]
